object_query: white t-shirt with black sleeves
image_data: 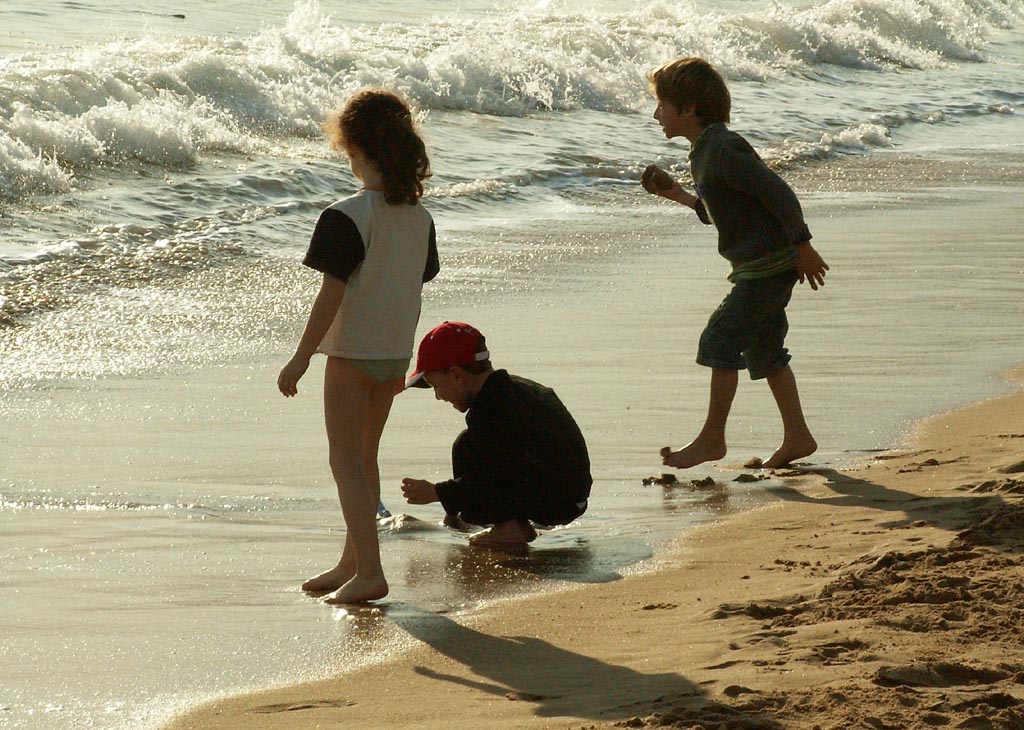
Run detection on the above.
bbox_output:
[303,189,439,359]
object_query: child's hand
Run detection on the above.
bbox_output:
[277,354,310,397]
[641,164,675,195]
[795,243,829,290]
[401,478,438,505]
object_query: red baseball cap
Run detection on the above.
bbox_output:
[404,321,489,389]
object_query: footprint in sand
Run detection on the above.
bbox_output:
[875,661,1010,688]
[957,502,1024,547]
[249,699,355,714]
[641,602,679,610]
[998,459,1024,474]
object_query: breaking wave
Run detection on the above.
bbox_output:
[0,0,1018,200]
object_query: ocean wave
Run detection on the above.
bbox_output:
[391,119,898,213]
[746,0,999,70]
[0,0,1017,201]
[303,0,1020,109]
[770,122,895,167]
[0,132,72,197]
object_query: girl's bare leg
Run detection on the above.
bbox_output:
[318,358,393,604]
[303,378,392,594]
[301,532,356,593]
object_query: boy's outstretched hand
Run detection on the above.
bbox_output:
[402,478,439,505]
[795,242,829,290]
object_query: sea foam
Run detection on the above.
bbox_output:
[0,0,1019,201]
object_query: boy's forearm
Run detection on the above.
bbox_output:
[664,185,699,209]
[294,274,346,359]
[666,187,712,225]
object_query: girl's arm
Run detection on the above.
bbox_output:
[277,273,346,397]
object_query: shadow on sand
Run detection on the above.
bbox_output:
[388,608,783,727]
[764,466,1006,533]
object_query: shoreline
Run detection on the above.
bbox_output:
[161,365,1024,730]
[4,178,1022,730]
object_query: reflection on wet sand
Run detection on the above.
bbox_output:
[313,532,654,677]
[397,527,653,610]
[656,477,735,515]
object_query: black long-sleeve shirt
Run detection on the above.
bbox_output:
[434,370,592,525]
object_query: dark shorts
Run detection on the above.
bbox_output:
[696,269,798,380]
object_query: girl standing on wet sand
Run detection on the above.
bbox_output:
[277,88,439,604]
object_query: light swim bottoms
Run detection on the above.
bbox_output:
[348,357,410,384]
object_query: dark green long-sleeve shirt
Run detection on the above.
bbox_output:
[690,123,812,270]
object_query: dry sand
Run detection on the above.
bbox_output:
[162,365,1024,729]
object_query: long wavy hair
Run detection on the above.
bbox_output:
[323,89,431,205]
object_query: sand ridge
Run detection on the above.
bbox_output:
[601,384,1024,730]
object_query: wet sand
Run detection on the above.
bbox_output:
[6,159,1021,729]
[159,176,1024,730]
[161,371,1024,730]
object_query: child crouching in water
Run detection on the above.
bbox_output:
[278,89,439,604]
[641,58,828,471]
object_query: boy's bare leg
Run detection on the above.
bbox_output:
[320,359,391,605]
[662,368,737,469]
[469,519,537,547]
[761,364,817,468]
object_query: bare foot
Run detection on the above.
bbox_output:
[301,563,354,594]
[661,437,727,469]
[442,513,476,532]
[761,435,818,469]
[323,574,389,604]
[468,519,537,547]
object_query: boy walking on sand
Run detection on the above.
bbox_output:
[641,57,829,470]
